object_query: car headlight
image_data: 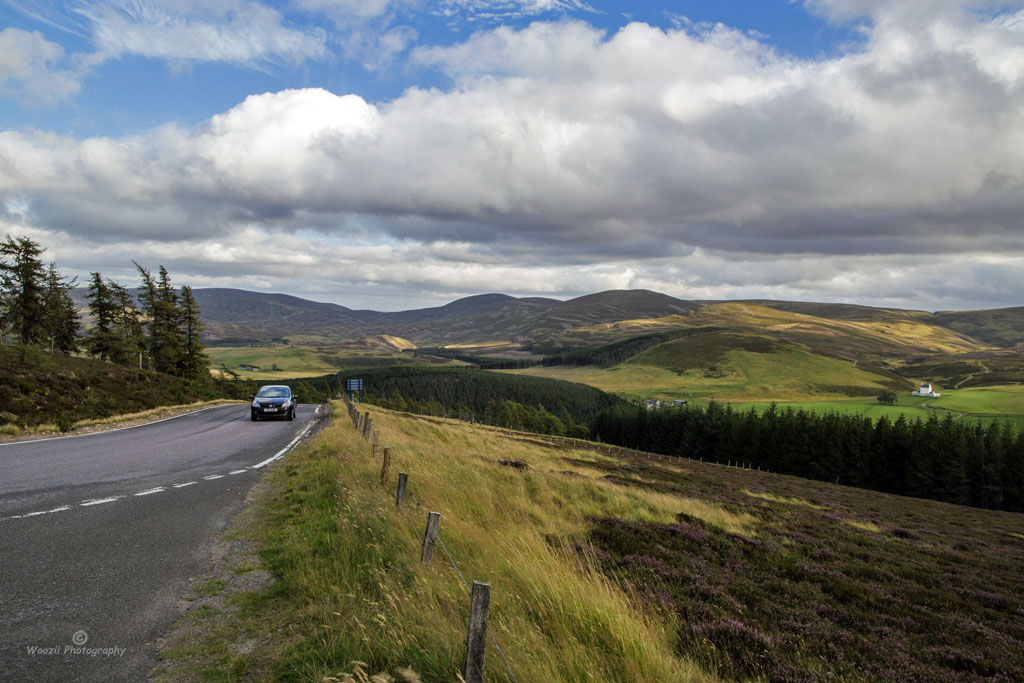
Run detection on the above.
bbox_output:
[252,400,260,407]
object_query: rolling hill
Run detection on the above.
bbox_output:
[70,285,1022,400]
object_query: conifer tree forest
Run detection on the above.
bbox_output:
[0,234,209,380]
[590,402,1024,512]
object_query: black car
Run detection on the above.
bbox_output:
[250,385,298,421]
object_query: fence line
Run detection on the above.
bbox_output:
[342,398,519,683]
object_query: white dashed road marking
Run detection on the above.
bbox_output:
[22,506,72,517]
[80,497,120,507]
[134,487,166,497]
[2,408,320,523]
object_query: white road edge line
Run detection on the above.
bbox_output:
[173,482,197,488]
[80,497,120,506]
[203,475,223,480]
[251,420,316,469]
[229,469,247,475]
[0,403,240,448]
[134,487,166,496]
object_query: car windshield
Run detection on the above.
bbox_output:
[257,387,290,398]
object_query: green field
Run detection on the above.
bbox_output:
[708,386,1024,429]
[208,345,343,378]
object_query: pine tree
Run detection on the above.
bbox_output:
[0,235,48,345]
[109,281,143,366]
[134,261,159,367]
[135,262,184,374]
[42,262,80,353]
[178,285,208,380]
[86,272,118,361]
[155,266,183,374]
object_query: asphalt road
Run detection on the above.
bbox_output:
[0,403,320,682]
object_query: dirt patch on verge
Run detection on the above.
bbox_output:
[149,468,277,682]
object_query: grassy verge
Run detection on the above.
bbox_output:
[163,404,714,681]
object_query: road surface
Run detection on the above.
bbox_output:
[0,403,321,681]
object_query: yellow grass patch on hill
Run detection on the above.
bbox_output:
[374,334,416,351]
[743,489,828,510]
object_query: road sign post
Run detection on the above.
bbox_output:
[346,378,363,402]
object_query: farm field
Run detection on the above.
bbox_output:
[166,406,1024,681]
[208,345,343,378]
[719,385,1024,429]
[207,336,452,379]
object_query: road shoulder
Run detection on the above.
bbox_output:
[0,401,243,445]
[150,465,277,682]
[150,406,330,681]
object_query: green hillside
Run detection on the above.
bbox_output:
[929,307,1024,347]
[509,329,907,401]
[0,345,218,430]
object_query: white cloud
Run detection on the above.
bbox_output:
[76,0,326,65]
[3,5,1024,308]
[0,27,90,104]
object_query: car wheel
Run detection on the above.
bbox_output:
[287,407,295,421]
[251,411,258,421]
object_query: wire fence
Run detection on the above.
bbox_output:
[345,400,519,683]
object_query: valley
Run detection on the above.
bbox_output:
[194,288,1024,426]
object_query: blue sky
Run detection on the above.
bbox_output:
[1,1,865,136]
[1,1,1023,311]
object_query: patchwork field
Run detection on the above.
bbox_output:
[207,336,448,379]
[163,406,1024,681]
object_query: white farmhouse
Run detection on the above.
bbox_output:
[911,383,941,398]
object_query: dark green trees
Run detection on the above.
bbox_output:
[588,402,1024,512]
[178,285,209,381]
[43,262,80,353]
[119,262,208,379]
[0,235,79,350]
[0,234,209,381]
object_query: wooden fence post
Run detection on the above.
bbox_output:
[396,472,408,508]
[464,581,491,683]
[421,511,441,563]
[363,415,372,440]
[381,447,391,487]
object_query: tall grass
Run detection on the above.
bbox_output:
[254,404,716,681]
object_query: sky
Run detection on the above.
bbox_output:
[1,1,1023,312]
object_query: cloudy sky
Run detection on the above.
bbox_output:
[1,1,1022,312]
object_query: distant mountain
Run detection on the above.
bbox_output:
[71,285,1024,352]
[191,288,702,345]
[520,290,699,338]
[188,288,370,343]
